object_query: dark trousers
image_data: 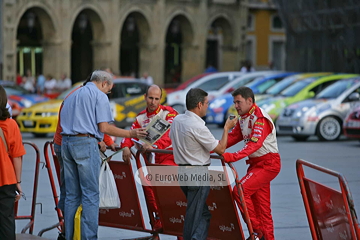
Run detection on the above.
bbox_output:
[180,185,211,240]
[0,184,16,240]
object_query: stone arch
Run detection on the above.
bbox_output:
[164,12,195,45]
[119,10,152,77]
[15,3,58,42]
[70,6,107,81]
[207,14,236,71]
[14,4,57,78]
[207,14,234,46]
[164,13,195,86]
[69,6,107,43]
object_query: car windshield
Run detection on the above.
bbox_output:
[246,78,281,94]
[176,73,210,90]
[4,85,29,95]
[197,76,232,91]
[265,76,298,95]
[109,82,147,99]
[280,78,316,97]
[232,76,261,89]
[316,79,356,99]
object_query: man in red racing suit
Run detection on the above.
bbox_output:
[120,84,178,232]
[222,87,281,240]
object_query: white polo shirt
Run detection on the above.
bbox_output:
[170,110,219,166]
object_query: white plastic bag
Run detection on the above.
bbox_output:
[99,161,121,209]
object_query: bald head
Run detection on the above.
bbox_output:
[145,85,162,112]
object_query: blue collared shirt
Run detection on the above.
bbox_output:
[60,82,113,140]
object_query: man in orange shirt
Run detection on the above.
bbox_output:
[0,86,26,240]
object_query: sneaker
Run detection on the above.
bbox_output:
[246,232,265,240]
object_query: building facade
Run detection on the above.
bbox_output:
[274,0,360,73]
[246,0,286,70]
[1,0,247,86]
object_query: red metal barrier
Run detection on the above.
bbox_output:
[98,160,155,239]
[37,141,64,236]
[40,142,255,239]
[14,142,41,234]
[135,148,254,240]
[296,159,360,240]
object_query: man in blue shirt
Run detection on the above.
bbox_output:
[60,70,147,240]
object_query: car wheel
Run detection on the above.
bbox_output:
[172,104,186,114]
[33,133,47,138]
[291,135,309,141]
[316,116,341,141]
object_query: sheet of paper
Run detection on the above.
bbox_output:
[140,115,171,145]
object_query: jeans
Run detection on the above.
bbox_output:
[61,136,101,240]
[179,166,211,240]
[0,184,16,240]
[54,143,65,212]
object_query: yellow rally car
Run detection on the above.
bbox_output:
[17,79,167,137]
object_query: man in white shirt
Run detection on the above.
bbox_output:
[6,102,12,117]
[170,88,237,240]
[56,73,72,92]
[44,75,57,94]
[141,72,154,85]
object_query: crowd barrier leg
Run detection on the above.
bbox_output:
[135,149,256,240]
[15,142,49,239]
[37,141,64,236]
[228,162,256,240]
[296,159,360,240]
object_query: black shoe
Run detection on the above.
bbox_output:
[57,232,66,240]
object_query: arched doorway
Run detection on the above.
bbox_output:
[120,14,140,77]
[206,17,233,71]
[164,18,182,87]
[16,9,43,78]
[71,11,93,82]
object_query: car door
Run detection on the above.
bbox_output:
[339,85,360,119]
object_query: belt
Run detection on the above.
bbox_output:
[63,133,95,138]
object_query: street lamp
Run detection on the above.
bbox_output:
[27,12,35,32]
[78,13,87,33]
[171,20,180,35]
[126,17,135,32]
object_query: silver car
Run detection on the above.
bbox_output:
[276,78,360,141]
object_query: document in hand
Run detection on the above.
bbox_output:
[140,115,171,145]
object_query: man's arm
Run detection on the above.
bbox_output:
[212,117,237,155]
[98,122,147,139]
[226,121,243,148]
[120,119,142,162]
[222,117,272,163]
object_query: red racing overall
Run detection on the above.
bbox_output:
[120,105,178,230]
[223,104,281,240]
